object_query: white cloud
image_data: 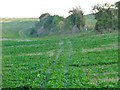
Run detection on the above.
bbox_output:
[0,0,119,18]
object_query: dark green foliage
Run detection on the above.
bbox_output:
[69,7,85,30]
[39,13,50,21]
[117,1,120,31]
[30,28,36,35]
[30,6,85,37]
[30,14,66,36]
[93,3,118,33]
[63,15,74,30]
[43,16,53,28]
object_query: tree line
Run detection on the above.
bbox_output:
[30,2,119,37]
[92,2,118,33]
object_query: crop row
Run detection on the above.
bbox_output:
[2,38,60,47]
[3,41,59,55]
[2,33,119,88]
[3,48,58,88]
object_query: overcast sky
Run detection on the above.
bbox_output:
[0,0,119,18]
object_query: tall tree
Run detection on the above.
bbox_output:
[92,3,118,33]
[69,6,85,30]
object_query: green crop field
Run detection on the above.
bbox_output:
[1,18,119,88]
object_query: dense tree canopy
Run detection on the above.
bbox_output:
[92,3,118,33]
[69,6,85,30]
[30,2,118,37]
[30,6,85,37]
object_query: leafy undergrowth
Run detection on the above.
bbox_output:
[2,32,119,88]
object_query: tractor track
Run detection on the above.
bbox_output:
[64,40,72,87]
[40,40,64,87]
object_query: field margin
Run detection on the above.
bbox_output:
[0,19,2,89]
